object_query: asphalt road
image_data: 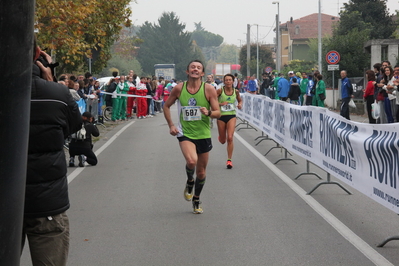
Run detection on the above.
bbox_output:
[20,105,399,266]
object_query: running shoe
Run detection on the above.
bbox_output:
[69,157,75,167]
[226,160,233,169]
[192,199,203,214]
[184,184,194,201]
[78,155,86,167]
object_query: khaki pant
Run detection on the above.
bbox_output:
[22,212,69,266]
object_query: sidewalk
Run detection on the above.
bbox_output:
[329,109,369,123]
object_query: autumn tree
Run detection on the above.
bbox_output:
[136,12,204,80]
[239,44,275,77]
[35,0,133,74]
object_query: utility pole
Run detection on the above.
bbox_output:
[318,0,322,74]
[256,24,259,80]
[0,0,35,265]
[272,1,280,72]
[247,24,251,78]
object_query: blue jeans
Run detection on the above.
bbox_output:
[149,99,155,115]
[384,97,394,123]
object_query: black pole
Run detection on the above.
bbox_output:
[0,0,35,265]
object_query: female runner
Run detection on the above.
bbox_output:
[217,74,243,169]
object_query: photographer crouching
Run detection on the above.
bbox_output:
[69,111,100,167]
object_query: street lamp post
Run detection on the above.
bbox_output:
[256,24,259,80]
[272,1,280,73]
[318,0,322,74]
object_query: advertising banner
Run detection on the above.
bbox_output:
[237,93,399,214]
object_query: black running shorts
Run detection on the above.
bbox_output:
[177,136,213,154]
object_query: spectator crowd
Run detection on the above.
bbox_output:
[230,61,399,123]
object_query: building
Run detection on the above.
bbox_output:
[277,13,339,67]
[364,39,399,69]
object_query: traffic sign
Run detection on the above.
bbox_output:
[265,66,273,73]
[328,64,339,71]
[326,50,340,65]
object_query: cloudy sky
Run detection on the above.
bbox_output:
[130,0,398,45]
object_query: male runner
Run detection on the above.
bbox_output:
[217,74,242,169]
[163,60,221,214]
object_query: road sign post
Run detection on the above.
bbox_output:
[326,51,341,110]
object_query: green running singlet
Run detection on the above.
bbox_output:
[177,82,211,139]
[218,87,237,116]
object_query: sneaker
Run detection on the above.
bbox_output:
[192,199,203,214]
[69,157,75,167]
[184,184,194,201]
[193,199,204,214]
[226,160,233,169]
[78,155,86,167]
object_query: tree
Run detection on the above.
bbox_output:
[98,55,142,77]
[191,29,223,47]
[112,26,143,61]
[280,60,316,77]
[309,0,397,83]
[136,12,204,80]
[194,22,205,32]
[340,0,396,39]
[216,44,238,64]
[326,28,371,78]
[239,44,275,77]
[36,0,133,74]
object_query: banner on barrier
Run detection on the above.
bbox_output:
[237,93,399,214]
[77,98,86,114]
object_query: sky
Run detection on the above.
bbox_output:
[130,0,398,46]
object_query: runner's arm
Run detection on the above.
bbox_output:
[163,83,182,136]
[236,89,243,109]
[203,84,221,119]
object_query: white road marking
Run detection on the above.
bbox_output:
[235,132,393,266]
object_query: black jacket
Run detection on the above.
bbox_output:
[260,78,270,95]
[288,83,301,101]
[70,121,100,148]
[26,64,82,218]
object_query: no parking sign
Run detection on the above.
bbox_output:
[326,50,340,65]
[264,66,273,73]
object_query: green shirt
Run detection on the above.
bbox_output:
[177,82,210,139]
[300,78,309,94]
[218,87,237,116]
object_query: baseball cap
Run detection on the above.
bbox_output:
[288,71,294,74]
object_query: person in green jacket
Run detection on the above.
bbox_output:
[272,73,281,100]
[299,72,309,106]
[312,73,326,107]
[119,75,129,120]
[111,76,122,121]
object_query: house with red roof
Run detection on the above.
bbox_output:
[278,13,339,67]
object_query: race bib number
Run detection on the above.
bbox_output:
[182,106,201,121]
[221,103,235,112]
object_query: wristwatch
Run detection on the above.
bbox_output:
[207,109,212,116]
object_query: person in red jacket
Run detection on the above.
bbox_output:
[364,70,377,124]
[126,75,136,119]
[136,76,148,119]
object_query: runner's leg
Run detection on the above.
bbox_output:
[226,117,236,160]
[217,119,226,144]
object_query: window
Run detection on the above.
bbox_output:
[295,26,300,35]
